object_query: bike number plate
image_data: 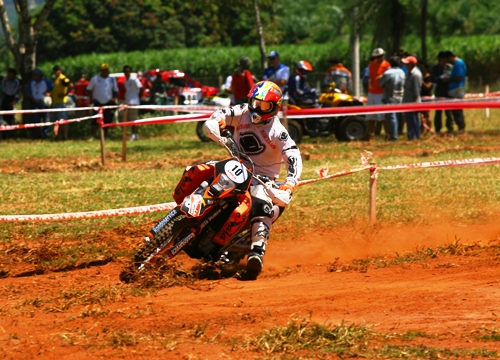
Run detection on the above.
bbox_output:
[224,160,248,184]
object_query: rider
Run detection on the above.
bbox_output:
[203,80,303,279]
[287,60,315,106]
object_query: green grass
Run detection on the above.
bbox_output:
[0,109,499,255]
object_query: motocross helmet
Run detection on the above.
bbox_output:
[247,80,283,125]
[296,60,313,76]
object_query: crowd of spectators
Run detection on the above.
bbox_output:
[0,49,469,142]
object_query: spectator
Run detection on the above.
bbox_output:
[418,61,433,135]
[123,65,143,141]
[401,56,423,140]
[231,56,255,105]
[288,60,315,106]
[1,68,22,139]
[51,65,74,141]
[263,50,290,92]
[74,74,90,114]
[137,71,152,106]
[223,74,234,105]
[86,63,118,138]
[430,51,453,135]
[443,50,467,135]
[378,56,405,141]
[366,48,391,141]
[26,68,53,139]
[324,56,352,94]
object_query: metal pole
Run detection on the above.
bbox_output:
[369,163,378,223]
[122,107,128,162]
[352,5,360,97]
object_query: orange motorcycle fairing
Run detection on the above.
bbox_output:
[212,191,252,245]
[172,162,215,205]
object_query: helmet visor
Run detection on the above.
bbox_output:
[250,99,273,113]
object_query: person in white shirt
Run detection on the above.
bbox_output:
[203,80,302,279]
[86,63,118,138]
[26,68,53,139]
[123,65,144,141]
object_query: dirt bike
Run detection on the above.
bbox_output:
[120,130,291,283]
[285,85,366,143]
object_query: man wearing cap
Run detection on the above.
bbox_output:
[52,65,74,140]
[401,55,422,140]
[263,50,290,92]
[26,68,54,139]
[86,63,118,138]
[366,48,390,140]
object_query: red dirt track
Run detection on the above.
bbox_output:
[1,221,500,359]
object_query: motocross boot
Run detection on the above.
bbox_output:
[246,221,269,279]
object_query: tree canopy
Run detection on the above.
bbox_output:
[36,0,500,63]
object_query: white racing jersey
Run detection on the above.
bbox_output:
[204,104,302,187]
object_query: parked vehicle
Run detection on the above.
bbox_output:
[285,83,366,143]
[119,130,291,283]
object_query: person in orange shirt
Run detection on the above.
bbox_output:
[366,48,390,140]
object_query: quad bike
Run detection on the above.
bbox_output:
[120,130,291,283]
[196,84,365,144]
[285,84,366,143]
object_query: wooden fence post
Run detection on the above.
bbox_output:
[100,125,106,167]
[369,163,378,223]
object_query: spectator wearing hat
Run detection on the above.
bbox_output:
[26,68,54,139]
[401,56,423,140]
[263,50,290,92]
[122,65,143,141]
[232,56,255,105]
[366,47,391,141]
[51,65,74,140]
[1,68,22,139]
[86,63,118,138]
[324,56,352,94]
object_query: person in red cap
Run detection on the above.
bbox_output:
[401,56,422,140]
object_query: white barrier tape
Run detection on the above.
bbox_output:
[379,157,500,171]
[0,114,100,131]
[297,165,371,186]
[129,104,220,112]
[0,202,177,223]
[2,156,500,223]
[0,105,115,115]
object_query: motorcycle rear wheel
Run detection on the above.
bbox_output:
[196,121,211,142]
[286,119,303,143]
[337,116,366,141]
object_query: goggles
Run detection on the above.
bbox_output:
[250,99,273,112]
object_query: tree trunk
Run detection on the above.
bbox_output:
[420,0,428,63]
[0,0,57,89]
[253,0,267,70]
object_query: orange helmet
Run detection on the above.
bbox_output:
[247,80,283,124]
[296,60,313,76]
